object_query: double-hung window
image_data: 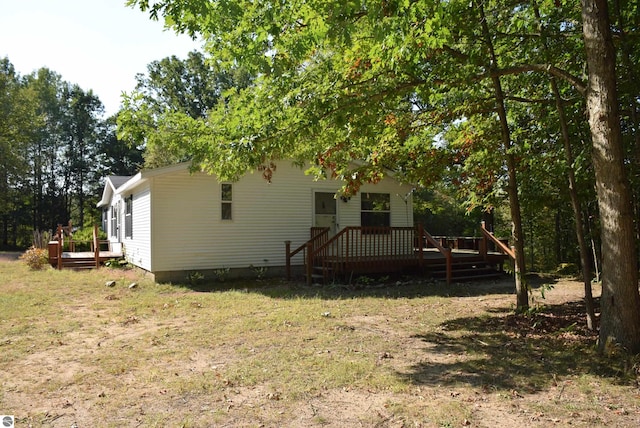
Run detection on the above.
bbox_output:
[221,183,232,220]
[124,195,133,238]
[361,193,391,228]
[101,209,108,232]
[110,205,118,238]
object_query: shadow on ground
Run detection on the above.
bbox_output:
[182,272,538,300]
[182,272,565,301]
[399,296,639,392]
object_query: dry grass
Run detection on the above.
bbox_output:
[1,257,639,427]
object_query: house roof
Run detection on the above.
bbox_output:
[108,175,131,188]
[96,163,192,208]
[96,175,133,208]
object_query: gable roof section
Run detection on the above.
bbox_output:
[96,175,132,207]
[96,163,192,208]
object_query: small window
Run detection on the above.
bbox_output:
[101,208,108,232]
[124,195,133,238]
[361,193,390,228]
[221,183,232,220]
[110,206,118,238]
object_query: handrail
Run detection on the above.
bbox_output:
[422,228,453,285]
[480,221,515,259]
[285,227,330,280]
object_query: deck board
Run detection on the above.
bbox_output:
[61,251,123,260]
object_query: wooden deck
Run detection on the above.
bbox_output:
[48,224,124,270]
[60,251,123,260]
[319,248,508,283]
[286,224,514,285]
[49,250,124,270]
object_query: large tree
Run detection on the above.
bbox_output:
[118,50,251,168]
[1,57,128,246]
[581,0,640,353]
[0,58,39,247]
[128,0,640,338]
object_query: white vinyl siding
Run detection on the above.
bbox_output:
[123,188,151,271]
[104,161,413,275]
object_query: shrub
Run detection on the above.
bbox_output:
[20,246,49,270]
[556,263,579,276]
[71,227,107,252]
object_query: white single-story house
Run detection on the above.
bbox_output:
[96,161,414,283]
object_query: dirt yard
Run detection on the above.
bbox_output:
[1,256,639,427]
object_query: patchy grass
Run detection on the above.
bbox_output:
[0,260,639,427]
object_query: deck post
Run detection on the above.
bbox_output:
[93,224,100,269]
[445,248,453,285]
[306,241,314,286]
[417,223,424,268]
[56,225,63,270]
[285,240,291,281]
[479,221,488,261]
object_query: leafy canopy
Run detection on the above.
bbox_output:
[124,0,587,198]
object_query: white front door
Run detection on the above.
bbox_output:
[314,192,337,234]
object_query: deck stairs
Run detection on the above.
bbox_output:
[59,255,99,270]
[426,256,505,282]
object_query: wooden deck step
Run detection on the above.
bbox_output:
[429,260,505,282]
[309,265,333,284]
[61,258,98,269]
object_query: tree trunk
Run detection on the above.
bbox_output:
[611,0,640,260]
[478,1,528,311]
[581,0,640,353]
[549,75,597,330]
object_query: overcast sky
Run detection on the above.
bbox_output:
[0,0,201,116]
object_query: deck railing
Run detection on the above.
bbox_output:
[285,227,330,280]
[422,228,453,284]
[300,226,423,285]
[49,223,102,269]
[286,223,511,285]
[480,221,515,260]
[285,226,424,283]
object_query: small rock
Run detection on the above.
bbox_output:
[105,280,116,287]
[128,282,138,289]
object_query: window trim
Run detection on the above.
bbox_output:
[360,192,391,231]
[101,208,108,232]
[221,183,233,221]
[124,195,133,239]
[110,205,118,238]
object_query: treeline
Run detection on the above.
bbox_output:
[0,57,142,249]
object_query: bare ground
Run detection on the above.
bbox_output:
[1,257,639,427]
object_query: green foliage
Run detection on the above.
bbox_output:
[1,57,139,249]
[126,0,638,283]
[68,227,105,252]
[117,51,252,170]
[104,258,129,269]
[213,267,231,282]
[556,263,579,277]
[186,271,204,285]
[249,264,268,280]
[19,246,49,270]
